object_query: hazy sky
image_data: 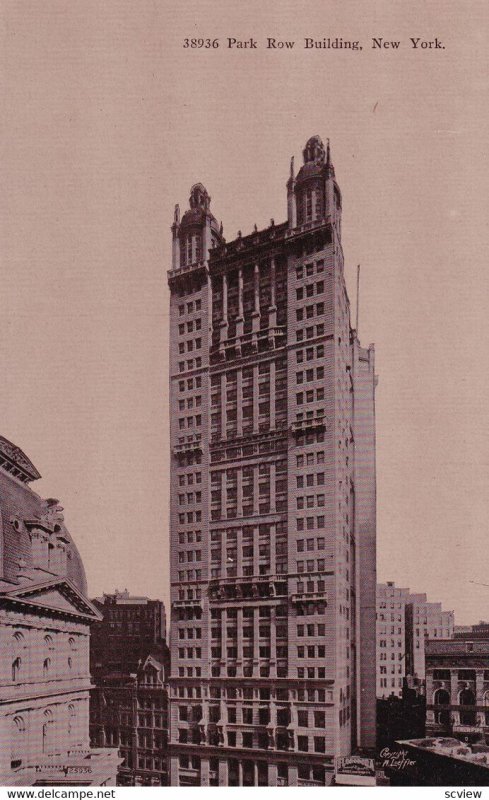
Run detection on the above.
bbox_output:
[2,0,488,624]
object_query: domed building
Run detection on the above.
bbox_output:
[0,435,121,785]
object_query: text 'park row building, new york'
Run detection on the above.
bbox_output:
[167,136,377,786]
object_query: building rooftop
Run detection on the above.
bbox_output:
[425,639,489,655]
[399,738,489,769]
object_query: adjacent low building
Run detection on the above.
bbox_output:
[89,590,170,785]
[425,639,489,744]
[0,435,120,786]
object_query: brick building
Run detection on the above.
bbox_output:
[89,591,170,785]
[167,136,377,786]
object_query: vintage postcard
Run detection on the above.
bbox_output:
[1,0,488,791]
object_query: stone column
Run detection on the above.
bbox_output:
[218,759,228,785]
[200,757,210,786]
[236,267,244,341]
[252,263,260,346]
[236,369,243,436]
[269,257,277,329]
[450,670,459,726]
[237,607,244,669]
[219,273,228,352]
[268,762,278,786]
[253,365,259,433]
[288,764,299,786]
[221,373,227,440]
[269,360,276,429]
[237,470,243,520]
[253,469,259,516]
[269,606,277,678]
[252,608,259,664]
[269,463,276,515]
[238,760,243,786]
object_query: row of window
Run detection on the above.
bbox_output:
[178,511,202,524]
[297,367,324,384]
[178,300,202,316]
[178,415,202,430]
[178,357,202,373]
[178,376,202,391]
[296,344,325,363]
[177,530,202,543]
[297,537,326,552]
[178,396,202,411]
[296,260,325,280]
[297,560,327,574]
[297,516,326,531]
[178,337,202,354]
[296,324,326,342]
[297,388,325,404]
[177,570,202,582]
[296,281,324,301]
[297,451,325,467]
[178,319,202,335]
[177,549,202,563]
[177,492,202,505]
[296,302,325,321]
[178,647,202,659]
[297,494,325,509]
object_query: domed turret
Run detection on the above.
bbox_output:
[287,135,341,230]
[172,184,223,270]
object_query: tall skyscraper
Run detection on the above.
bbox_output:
[167,136,377,786]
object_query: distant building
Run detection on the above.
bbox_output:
[0,435,120,786]
[89,590,170,786]
[90,590,167,679]
[425,638,489,744]
[377,582,454,698]
[455,622,489,640]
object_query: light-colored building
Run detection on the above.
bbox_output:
[167,136,377,786]
[376,581,454,698]
[0,435,120,785]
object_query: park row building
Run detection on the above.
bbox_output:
[167,136,377,786]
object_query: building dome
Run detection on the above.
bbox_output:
[295,135,329,184]
[0,436,87,595]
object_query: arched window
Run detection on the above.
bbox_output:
[459,688,476,726]
[434,688,450,726]
[44,634,54,650]
[11,716,26,769]
[68,637,77,651]
[42,709,54,755]
[68,703,76,741]
[12,657,21,682]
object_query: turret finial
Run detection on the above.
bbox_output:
[290,155,295,179]
[174,203,180,224]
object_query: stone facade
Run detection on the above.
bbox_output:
[0,435,120,785]
[425,639,489,744]
[90,654,169,786]
[167,137,377,786]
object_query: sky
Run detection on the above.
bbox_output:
[1,0,489,624]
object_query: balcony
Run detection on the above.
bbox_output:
[291,414,328,435]
[173,435,202,455]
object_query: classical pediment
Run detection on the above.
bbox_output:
[1,577,102,621]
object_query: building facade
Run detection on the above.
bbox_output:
[0,435,120,786]
[89,590,170,785]
[167,136,377,786]
[90,590,167,679]
[90,654,169,786]
[376,582,454,698]
[425,639,489,744]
